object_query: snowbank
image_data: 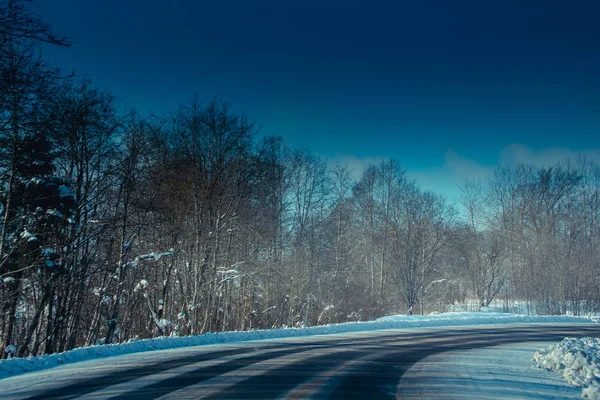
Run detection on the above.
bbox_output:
[0,312,593,381]
[534,337,600,399]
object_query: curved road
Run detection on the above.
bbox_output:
[3,324,600,399]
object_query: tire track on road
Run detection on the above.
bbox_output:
[20,330,453,400]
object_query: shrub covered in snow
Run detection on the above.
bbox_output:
[534,337,600,399]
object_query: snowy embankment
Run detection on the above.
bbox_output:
[534,337,600,399]
[0,312,594,380]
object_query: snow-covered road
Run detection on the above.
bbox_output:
[398,342,582,399]
[1,323,599,399]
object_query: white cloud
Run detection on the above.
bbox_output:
[445,149,495,181]
[324,154,388,179]
[410,150,494,200]
[500,144,600,167]
[326,145,600,201]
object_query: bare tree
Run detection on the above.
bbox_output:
[391,188,454,314]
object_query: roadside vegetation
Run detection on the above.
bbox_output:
[1,0,600,358]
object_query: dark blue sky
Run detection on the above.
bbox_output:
[34,0,600,197]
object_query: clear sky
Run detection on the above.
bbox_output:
[33,0,600,199]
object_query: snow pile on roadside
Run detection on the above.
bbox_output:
[376,311,521,322]
[585,315,600,324]
[0,312,593,381]
[534,337,600,399]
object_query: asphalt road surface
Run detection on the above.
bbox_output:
[3,324,600,399]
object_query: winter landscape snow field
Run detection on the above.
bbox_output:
[0,312,596,381]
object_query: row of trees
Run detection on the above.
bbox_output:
[1,0,599,358]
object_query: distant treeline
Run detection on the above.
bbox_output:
[1,0,599,358]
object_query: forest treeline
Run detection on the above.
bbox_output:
[1,1,599,358]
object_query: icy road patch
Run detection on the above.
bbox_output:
[0,312,594,380]
[534,337,600,399]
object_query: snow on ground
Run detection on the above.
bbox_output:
[0,312,594,381]
[399,342,582,399]
[534,337,600,399]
